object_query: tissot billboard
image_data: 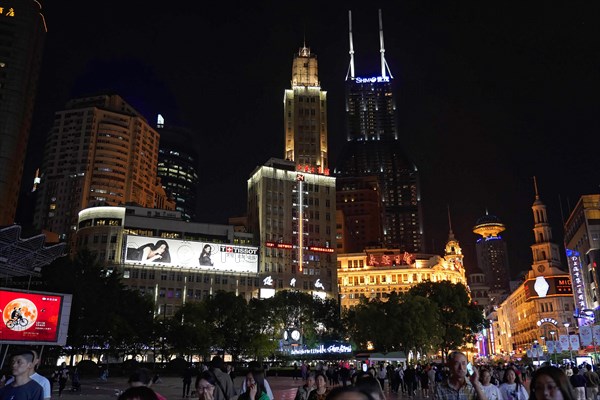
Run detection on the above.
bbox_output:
[0,289,72,345]
[124,236,258,273]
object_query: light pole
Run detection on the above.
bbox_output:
[564,322,574,365]
[550,330,557,365]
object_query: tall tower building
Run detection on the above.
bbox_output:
[529,177,563,277]
[156,115,200,222]
[0,0,46,225]
[247,158,337,298]
[335,10,423,252]
[473,211,510,292]
[283,45,328,170]
[34,94,174,239]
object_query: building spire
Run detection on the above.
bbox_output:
[533,175,540,200]
[447,205,455,241]
[378,9,393,79]
[346,10,355,81]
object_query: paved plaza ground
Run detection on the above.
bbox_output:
[48,374,532,400]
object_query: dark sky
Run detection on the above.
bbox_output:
[22,1,599,278]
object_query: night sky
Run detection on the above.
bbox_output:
[21,1,599,278]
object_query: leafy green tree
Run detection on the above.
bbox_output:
[168,302,212,360]
[40,249,154,362]
[396,294,442,356]
[408,281,487,358]
[203,291,250,359]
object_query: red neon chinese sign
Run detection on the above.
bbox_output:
[308,246,335,253]
[295,164,330,176]
[265,242,293,249]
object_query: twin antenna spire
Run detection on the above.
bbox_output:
[346,9,393,81]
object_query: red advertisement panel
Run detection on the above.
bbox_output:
[0,290,63,342]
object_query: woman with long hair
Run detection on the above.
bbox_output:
[480,367,501,400]
[499,366,529,400]
[530,366,576,400]
[239,370,269,400]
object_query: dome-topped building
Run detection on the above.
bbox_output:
[473,210,511,292]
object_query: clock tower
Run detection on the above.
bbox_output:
[530,177,564,277]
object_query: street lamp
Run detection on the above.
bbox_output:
[550,330,557,365]
[564,322,574,364]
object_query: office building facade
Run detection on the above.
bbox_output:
[156,116,199,222]
[0,0,46,225]
[247,158,337,299]
[563,194,600,322]
[76,205,256,317]
[34,94,174,238]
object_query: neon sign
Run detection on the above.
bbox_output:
[308,246,334,253]
[355,76,390,84]
[567,249,587,311]
[265,242,293,249]
[296,164,330,176]
[0,7,15,17]
[290,343,352,355]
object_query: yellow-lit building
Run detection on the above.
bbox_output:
[337,229,467,308]
[494,182,576,357]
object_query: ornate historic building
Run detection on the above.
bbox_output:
[494,181,575,357]
[337,228,467,308]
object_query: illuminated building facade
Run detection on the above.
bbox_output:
[75,205,256,317]
[156,115,199,222]
[247,158,337,299]
[563,194,600,324]
[284,45,328,170]
[33,94,174,239]
[336,176,384,253]
[335,10,423,252]
[337,230,467,309]
[473,212,511,292]
[0,0,46,225]
[494,183,575,357]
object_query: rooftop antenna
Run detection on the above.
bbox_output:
[533,176,540,200]
[346,10,355,81]
[378,9,393,79]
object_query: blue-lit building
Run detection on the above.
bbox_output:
[473,212,511,292]
[334,10,423,253]
[156,116,200,222]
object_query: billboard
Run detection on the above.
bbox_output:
[124,236,258,273]
[523,275,573,300]
[0,288,72,345]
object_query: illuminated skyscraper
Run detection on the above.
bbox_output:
[33,94,174,239]
[473,211,510,292]
[335,10,423,252]
[156,115,199,222]
[284,45,328,171]
[0,1,46,225]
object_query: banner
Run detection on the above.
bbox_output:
[559,335,570,351]
[526,349,532,358]
[546,340,554,354]
[570,334,581,350]
[124,236,258,273]
[580,326,593,346]
[593,326,600,346]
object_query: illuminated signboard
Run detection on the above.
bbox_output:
[0,7,15,17]
[524,276,573,300]
[0,288,72,345]
[308,246,334,253]
[124,236,258,273]
[566,249,587,312]
[355,76,390,84]
[265,242,293,249]
[295,164,330,176]
[290,342,352,355]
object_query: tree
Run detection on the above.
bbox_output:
[203,291,250,359]
[40,249,154,362]
[408,281,487,359]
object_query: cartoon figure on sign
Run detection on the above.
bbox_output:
[3,298,37,331]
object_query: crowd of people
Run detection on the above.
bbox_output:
[2,351,600,400]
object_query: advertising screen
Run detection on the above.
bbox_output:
[524,275,573,300]
[0,289,72,345]
[124,236,258,273]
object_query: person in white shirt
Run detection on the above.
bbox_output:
[4,350,51,400]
